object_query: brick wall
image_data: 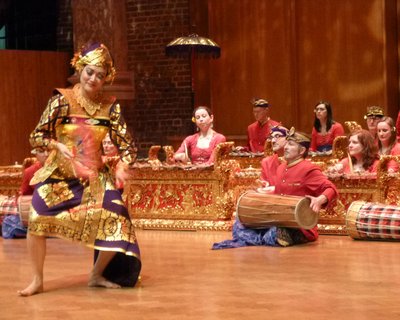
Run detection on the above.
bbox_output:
[56,0,74,54]
[125,0,194,157]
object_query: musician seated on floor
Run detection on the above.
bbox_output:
[327,129,379,175]
[212,127,337,248]
[173,105,226,165]
[2,148,49,238]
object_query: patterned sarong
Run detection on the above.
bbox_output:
[29,171,141,287]
[212,219,309,249]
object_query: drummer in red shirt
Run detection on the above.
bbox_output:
[273,128,337,245]
[213,127,337,249]
[247,98,279,153]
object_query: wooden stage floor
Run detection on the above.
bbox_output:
[1,230,399,320]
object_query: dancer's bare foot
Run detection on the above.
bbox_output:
[18,279,43,297]
[88,275,121,289]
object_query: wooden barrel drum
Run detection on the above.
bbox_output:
[346,201,400,240]
[17,195,33,227]
[236,190,318,230]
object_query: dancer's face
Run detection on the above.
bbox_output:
[80,65,107,97]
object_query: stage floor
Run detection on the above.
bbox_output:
[1,230,399,320]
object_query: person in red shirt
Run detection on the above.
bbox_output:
[310,101,344,152]
[20,148,49,195]
[174,106,226,165]
[247,98,279,153]
[364,105,384,145]
[101,132,118,158]
[377,117,400,156]
[328,129,379,175]
[377,117,400,172]
[213,128,337,249]
[260,125,288,187]
[396,110,400,141]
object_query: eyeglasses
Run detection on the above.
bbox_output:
[269,134,285,140]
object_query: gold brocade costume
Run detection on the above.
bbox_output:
[28,84,141,287]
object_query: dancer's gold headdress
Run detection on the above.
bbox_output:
[71,43,116,83]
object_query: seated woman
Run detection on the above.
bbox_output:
[101,132,119,166]
[377,117,400,155]
[101,133,125,189]
[328,129,379,174]
[310,101,344,153]
[102,132,118,158]
[377,117,400,172]
[174,106,226,165]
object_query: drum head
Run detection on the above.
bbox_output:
[294,197,318,229]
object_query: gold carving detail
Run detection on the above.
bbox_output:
[37,181,75,207]
[4,144,400,234]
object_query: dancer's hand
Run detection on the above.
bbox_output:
[55,142,74,159]
[115,161,130,188]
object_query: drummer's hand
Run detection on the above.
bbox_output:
[255,179,268,188]
[306,195,328,213]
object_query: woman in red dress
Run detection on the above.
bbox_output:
[310,101,344,152]
[329,129,379,174]
[377,117,400,172]
[174,106,226,165]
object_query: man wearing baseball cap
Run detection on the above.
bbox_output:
[364,105,384,143]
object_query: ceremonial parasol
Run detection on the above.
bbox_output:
[166,33,221,106]
[166,33,220,58]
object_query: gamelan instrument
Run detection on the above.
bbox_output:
[236,190,318,229]
[346,201,400,240]
[17,195,33,227]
